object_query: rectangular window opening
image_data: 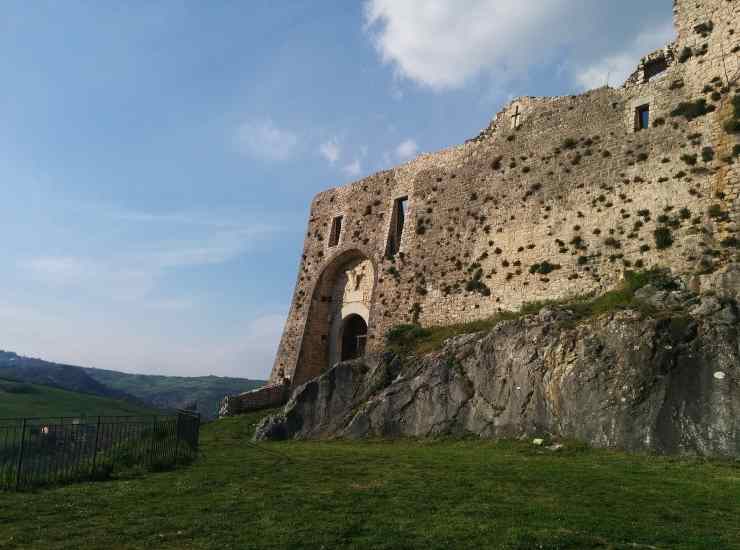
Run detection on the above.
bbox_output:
[635,104,650,131]
[386,196,408,258]
[328,216,343,247]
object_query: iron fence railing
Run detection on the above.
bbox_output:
[0,410,200,490]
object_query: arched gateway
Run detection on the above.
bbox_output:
[292,250,375,386]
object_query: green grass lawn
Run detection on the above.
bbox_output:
[0,378,158,418]
[1,411,738,550]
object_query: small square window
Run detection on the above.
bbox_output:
[328,216,343,247]
[635,104,650,131]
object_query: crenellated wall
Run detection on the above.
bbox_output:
[270,0,739,387]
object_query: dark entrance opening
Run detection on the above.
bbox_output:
[341,315,368,361]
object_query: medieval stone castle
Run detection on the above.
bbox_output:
[224,0,739,415]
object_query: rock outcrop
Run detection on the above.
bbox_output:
[257,289,739,457]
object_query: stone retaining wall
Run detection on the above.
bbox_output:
[219,381,290,418]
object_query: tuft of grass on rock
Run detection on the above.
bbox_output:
[386,269,679,356]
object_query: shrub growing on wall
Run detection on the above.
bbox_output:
[722,95,740,133]
[654,227,674,250]
[670,99,714,121]
[529,261,561,275]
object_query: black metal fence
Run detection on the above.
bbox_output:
[0,410,200,490]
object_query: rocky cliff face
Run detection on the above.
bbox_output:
[257,284,739,457]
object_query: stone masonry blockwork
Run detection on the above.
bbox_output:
[270,0,740,387]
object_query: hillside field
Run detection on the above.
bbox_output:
[1,411,738,549]
[0,350,265,419]
[86,367,265,419]
[0,378,159,418]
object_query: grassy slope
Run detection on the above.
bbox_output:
[86,368,265,419]
[0,378,158,418]
[1,412,738,549]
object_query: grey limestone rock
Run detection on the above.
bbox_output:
[256,304,740,457]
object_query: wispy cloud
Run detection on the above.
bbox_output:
[21,257,154,300]
[395,138,418,161]
[574,21,675,90]
[319,138,341,165]
[343,159,362,177]
[233,118,298,161]
[102,210,246,229]
[209,312,286,378]
[144,298,196,312]
[19,214,275,303]
[137,226,273,269]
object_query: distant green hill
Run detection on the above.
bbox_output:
[0,351,135,402]
[86,368,265,419]
[0,350,266,420]
[0,377,158,419]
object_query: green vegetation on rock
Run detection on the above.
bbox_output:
[386,269,679,356]
[670,98,714,121]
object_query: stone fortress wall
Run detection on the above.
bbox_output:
[270,0,739,387]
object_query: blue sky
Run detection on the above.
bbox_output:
[0,0,673,378]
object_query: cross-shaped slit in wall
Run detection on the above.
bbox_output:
[511,105,521,129]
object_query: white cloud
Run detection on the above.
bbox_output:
[144,298,195,311]
[22,257,97,286]
[19,222,274,302]
[319,138,341,165]
[343,159,362,177]
[364,0,569,90]
[395,139,418,161]
[363,1,675,91]
[575,22,675,90]
[575,54,637,91]
[139,226,272,269]
[233,118,298,161]
[21,257,154,300]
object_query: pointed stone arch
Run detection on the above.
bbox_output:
[292,249,376,386]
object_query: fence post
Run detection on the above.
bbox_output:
[149,416,157,468]
[174,413,181,467]
[15,419,27,491]
[91,416,102,479]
